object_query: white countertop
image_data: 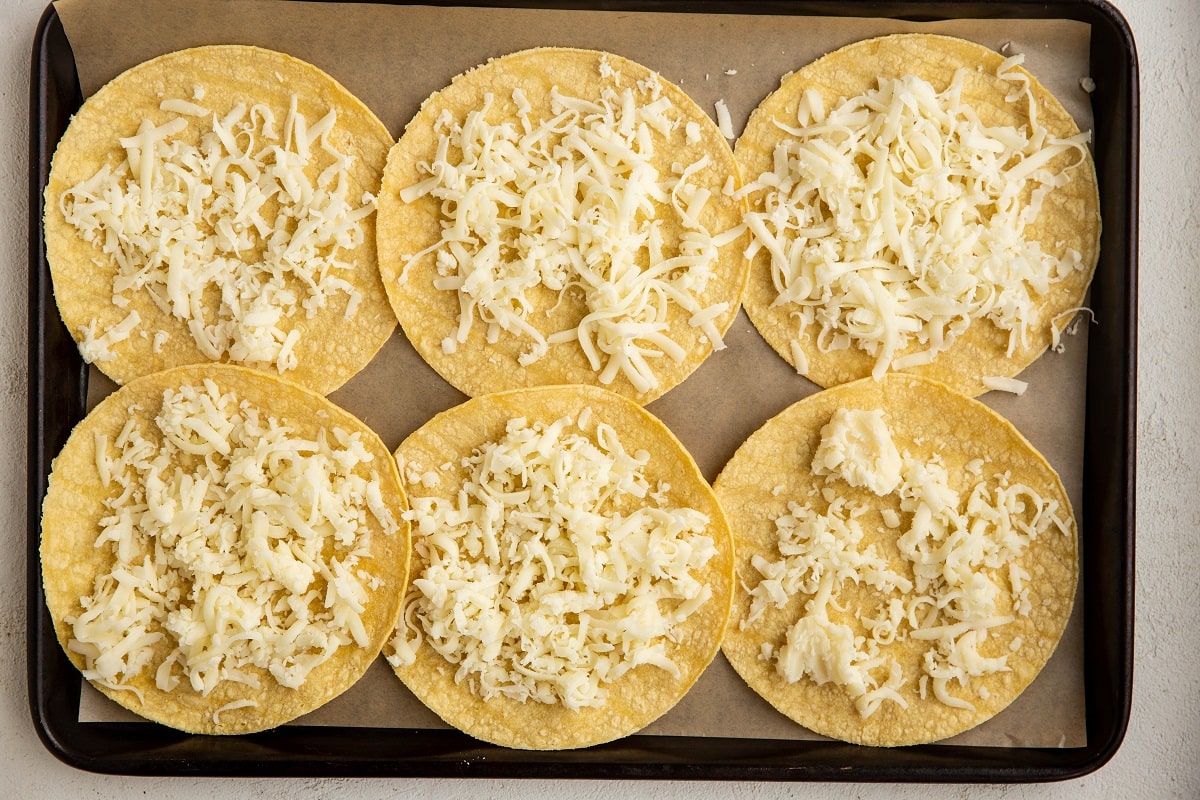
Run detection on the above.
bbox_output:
[3,0,1194,796]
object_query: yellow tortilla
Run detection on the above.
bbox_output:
[44,45,396,395]
[40,364,410,734]
[715,374,1077,746]
[735,34,1101,396]
[388,385,734,749]
[376,47,748,404]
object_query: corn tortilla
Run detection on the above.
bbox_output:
[715,374,1077,746]
[376,48,748,404]
[44,45,396,395]
[388,385,734,749]
[735,34,1101,396]
[40,364,411,734]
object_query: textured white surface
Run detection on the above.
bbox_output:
[3,0,1196,796]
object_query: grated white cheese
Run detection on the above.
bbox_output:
[739,58,1093,381]
[398,66,730,395]
[1049,306,1095,353]
[389,413,716,711]
[745,410,1073,716]
[811,408,903,496]
[79,310,140,363]
[714,99,734,139]
[788,340,809,375]
[747,494,913,718]
[151,330,169,354]
[981,375,1028,395]
[66,379,399,700]
[59,93,375,375]
[210,697,258,724]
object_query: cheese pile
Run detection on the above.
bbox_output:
[740,56,1093,379]
[397,59,729,394]
[59,92,375,373]
[389,412,717,710]
[744,408,1072,718]
[66,378,400,702]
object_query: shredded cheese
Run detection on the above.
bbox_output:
[811,408,903,496]
[981,375,1029,395]
[211,697,258,724]
[389,413,716,711]
[1049,306,1095,352]
[740,57,1093,381]
[66,379,399,700]
[398,61,730,394]
[79,310,141,363]
[59,93,375,374]
[744,408,1072,717]
[714,99,734,139]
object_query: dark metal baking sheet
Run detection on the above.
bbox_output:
[27,0,1138,781]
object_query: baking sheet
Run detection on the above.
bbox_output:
[51,0,1095,749]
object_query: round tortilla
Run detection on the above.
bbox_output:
[376,47,748,404]
[389,385,734,749]
[735,34,1101,396]
[44,45,397,395]
[714,374,1077,746]
[40,364,411,734]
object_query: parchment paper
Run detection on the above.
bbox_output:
[53,0,1095,748]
